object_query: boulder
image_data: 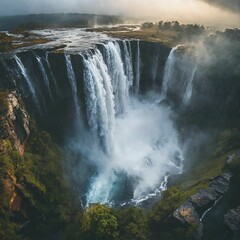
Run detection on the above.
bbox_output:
[189,187,219,214]
[224,206,240,239]
[173,201,200,225]
[209,173,232,195]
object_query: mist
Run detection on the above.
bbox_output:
[0,0,239,28]
[68,95,183,206]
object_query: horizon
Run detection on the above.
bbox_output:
[0,0,239,29]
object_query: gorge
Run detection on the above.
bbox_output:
[0,26,240,240]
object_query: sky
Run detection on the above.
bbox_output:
[0,0,239,28]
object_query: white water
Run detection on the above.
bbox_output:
[14,55,41,110]
[135,40,141,94]
[123,40,134,88]
[127,40,133,87]
[85,97,183,206]
[35,54,54,102]
[200,196,223,222]
[152,48,160,86]
[65,55,81,123]
[160,46,178,100]
[45,53,60,95]
[10,41,192,207]
[79,42,183,206]
[82,49,115,155]
[103,41,129,115]
[183,65,197,104]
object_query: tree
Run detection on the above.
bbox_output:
[81,204,118,240]
[158,21,163,29]
[163,21,172,30]
[172,21,181,31]
[117,207,149,240]
[142,22,154,28]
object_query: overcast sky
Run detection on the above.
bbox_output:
[0,0,239,27]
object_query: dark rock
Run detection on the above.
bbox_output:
[189,188,219,214]
[173,172,232,239]
[210,173,232,195]
[224,206,240,238]
[173,201,200,225]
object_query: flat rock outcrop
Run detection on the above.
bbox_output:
[173,173,232,238]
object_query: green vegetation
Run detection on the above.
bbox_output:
[100,20,206,47]
[81,204,118,240]
[148,187,198,240]
[0,91,8,114]
[0,24,239,239]
[117,207,149,240]
[1,88,239,240]
[171,129,240,192]
[0,112,77,239]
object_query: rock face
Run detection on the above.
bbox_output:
[0,91,30,155]
[173,201,200,225]
[173,173,232,238]
[224,206,240,239]
[0,91,31,222]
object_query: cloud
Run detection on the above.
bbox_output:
[201,0,240,13]
[0,0,239,28]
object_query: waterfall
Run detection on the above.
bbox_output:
[65,55,81,123]
[3,39,184,208]
[183,65,197,104]
[127,40,133,86]
[35,54,54,102]
[14,55,41,111]
[82,49,115,155]
[160,46,178,100]
[122,40,134,88]
[45,53,60,95]
[135,40,141,94]
[79,41,183,207]
[103,41,129,115]
[152,48,160,86]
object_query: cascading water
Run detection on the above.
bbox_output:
[151,48,160,86]
[183,65,197,104]
[103,41,129,115]
[134,40,141,94]
[2,37,194,208]
[35,54,54,102]
[45,53,60,96]
[78,41,183,206]
[160,45,197,104]
[122,40,134,88]
[160,46,178,100]
[65,54,82,124]
[13,55,41,112]
[82,49,115,155]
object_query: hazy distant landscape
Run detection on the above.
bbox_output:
[0,13,126,31]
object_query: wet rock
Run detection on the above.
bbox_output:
[173,201,200,225]
[210,173,232,195]
[173,172,232,239]
[9,192,22,212]
[226,151,240,164]
[224,206,240,238]
[189,188,219,214]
